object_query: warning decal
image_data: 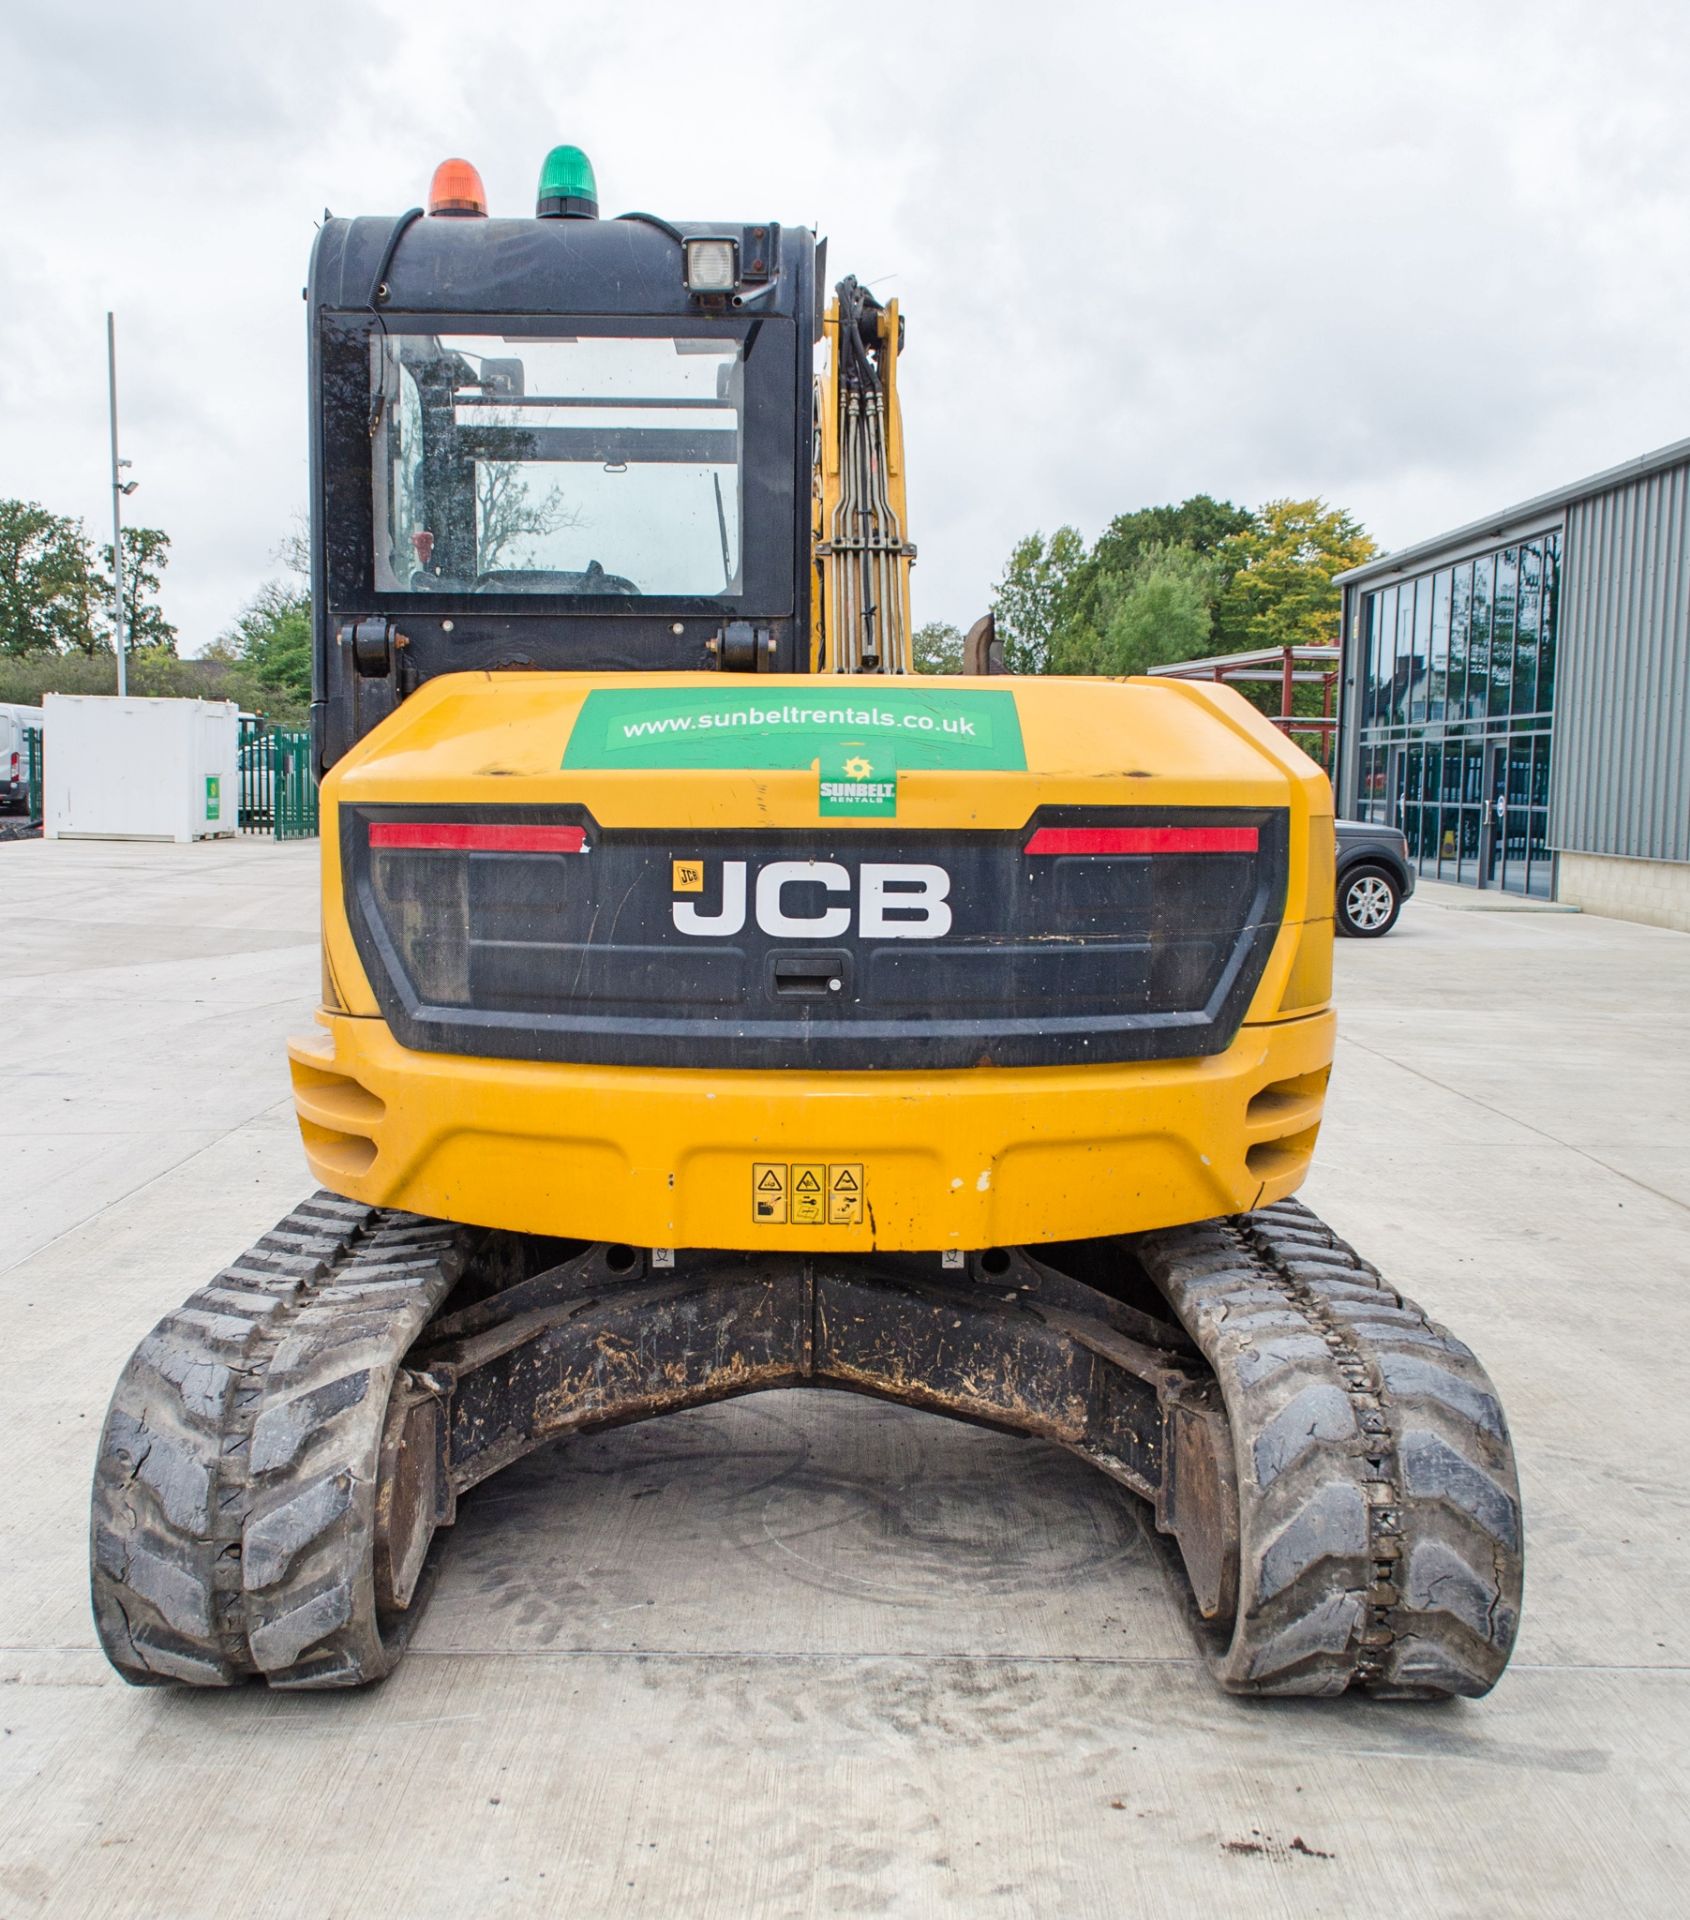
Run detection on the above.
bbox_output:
[792,1163,825,1225]
[752,1163,787,1224]
[828,1164,864,1226]
[751,1162,865,1226]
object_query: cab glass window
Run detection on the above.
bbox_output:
[371,332,744,597]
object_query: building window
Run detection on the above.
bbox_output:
[1354,527,1560,897]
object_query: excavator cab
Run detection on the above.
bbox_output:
[89,145,1524,1704]
[310,150,825,772]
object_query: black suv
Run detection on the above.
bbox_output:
[1335,820,1415,937]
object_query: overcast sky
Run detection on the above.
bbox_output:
[3,0,1687,653]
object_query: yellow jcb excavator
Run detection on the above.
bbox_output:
[90,145,1522,1698]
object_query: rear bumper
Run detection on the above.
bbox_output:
[288,1007,1335,1253]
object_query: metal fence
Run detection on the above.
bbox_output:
[239,717,318,840]
[238,718,270,829]
[238,716,274,832]
[24,725,44,826]
[273,730,318,839]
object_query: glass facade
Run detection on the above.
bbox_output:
[1353,530,1561,897]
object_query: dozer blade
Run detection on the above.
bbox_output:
[90,1196,1521,1697]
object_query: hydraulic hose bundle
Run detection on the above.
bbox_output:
[825,277,915,673]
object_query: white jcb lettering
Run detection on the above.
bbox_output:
[672,860,955,939]
[858,863,953,939]
[672,859,747,936]
[755,861,852,939]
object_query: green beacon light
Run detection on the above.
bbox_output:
[536,144,598,220]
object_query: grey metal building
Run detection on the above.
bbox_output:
[1333,435,1690,930]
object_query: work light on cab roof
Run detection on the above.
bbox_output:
[427,157,487,218]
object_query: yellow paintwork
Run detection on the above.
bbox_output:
[291,1007,1332,1252]
[295,670,1336,1252]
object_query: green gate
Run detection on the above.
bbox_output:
[239,716,273,832]
[239,717,317,840]
[24,724,44,826]
[272,729,318,840]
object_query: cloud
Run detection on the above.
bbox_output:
[1,0,1686,648]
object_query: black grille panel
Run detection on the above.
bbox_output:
[344,806,1289,1070]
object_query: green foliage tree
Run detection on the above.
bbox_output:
[0,647,288,714]
[1062,495,1253,644]
[1092,495,1255,574]
[989,495,1375,708]
[989,525,1086,673]
[94,526,177,656]
[1099,542,1223,677]
[1045,541,1221,677]
[217,580,311,705]
[1214,498,1376,652]
[912,620,963,675]
[0,500,98,656]
[207,526,313,714]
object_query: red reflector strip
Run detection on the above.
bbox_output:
[369,823,586,854]
[1023,826,1258,856]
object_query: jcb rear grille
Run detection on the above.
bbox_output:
[344,806,1288,1070]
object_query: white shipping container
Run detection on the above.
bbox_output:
[43,696,239,843]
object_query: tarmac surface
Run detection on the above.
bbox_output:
[1,836,1686,1919]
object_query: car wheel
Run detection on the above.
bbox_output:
[1336,863,1402,938]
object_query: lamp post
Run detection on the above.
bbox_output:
[106,312,138,697]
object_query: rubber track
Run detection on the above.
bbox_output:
[1137,1198,1523,1698]
[90,1194,472,1689]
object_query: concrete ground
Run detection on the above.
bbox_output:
[1,837,1686,1919]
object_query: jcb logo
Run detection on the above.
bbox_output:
[672,860,953,940]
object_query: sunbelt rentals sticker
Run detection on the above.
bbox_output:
[563,684,1026,810]
[819,746,896,817]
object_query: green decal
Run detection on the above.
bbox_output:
[206,775,220,821]
[562,686,1026,772]
[819,744,897,817]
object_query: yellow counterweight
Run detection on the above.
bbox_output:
[291,671,1335,1253]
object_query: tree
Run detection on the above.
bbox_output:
[1043,541,1222,677]
[989,493,1377,689]
[1052,496,1252,655]
[1097,542,1222,677]
[218,580,311,705]
[990,525,1086,674]
[1214,498,1376,652]
[0,646,294,717]
[0,500,98,656]
[912,620,963,675]
[474,463,577,572]
[1074,495,1251,619]
[214,527,313,706]
[94,526,177,656]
